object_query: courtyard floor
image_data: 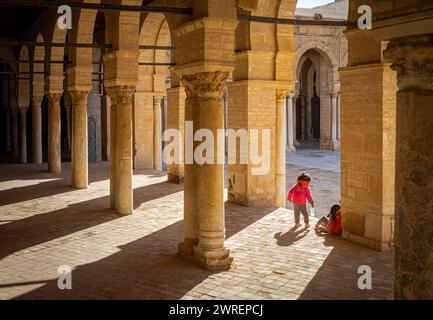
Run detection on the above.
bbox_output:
[0,149,393,300]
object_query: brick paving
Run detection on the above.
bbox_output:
[0,153,393,300]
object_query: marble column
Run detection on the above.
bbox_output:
[275,90,289,208]
[32,96,43,164]
[153,96,163,171]
[286,92,296,152]
[48,93,62,174]
[178,71,232,271]
[384,35,433,300]
[70,91,89,189]
[106,86,135,215]
[11,107,19,158]
[19,106,28,164]
[4,107,12,154]
[330,92,340,150]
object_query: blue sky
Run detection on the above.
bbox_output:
[296,0,334,8]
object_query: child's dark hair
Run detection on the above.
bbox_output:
[297,172,312,183]
[329,204,341,222]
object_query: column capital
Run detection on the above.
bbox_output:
[383,35,433,91]
[69,90,89,105]
[48,92,63,105]
[105,86,135,106]
[153,96,164,106]
[276,89,289,103]
[330,92,340,99]
[18,105,28,113]
[181,71,229,99]
[31,96,44,107]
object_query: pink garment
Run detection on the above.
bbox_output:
[288,184,314,205]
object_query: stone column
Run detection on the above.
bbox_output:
[293,94,300,146]
[153,96,163,171]
[4,107,12,154]
[384,35,433,300]
[286,92,296,152]
[64,94,72,152]
[330,92,340,150]
[19,106,28,164]
[11,106,19,158]
[32,96,43,164]
[48,93,62,174]
[179,71,232,271]
[106,86,135,215]
[275,90,288,208]
[70,91,89,189]
[166,86,186,184]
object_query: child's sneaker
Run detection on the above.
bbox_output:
[305,223,310,229]
[295,223,302,228]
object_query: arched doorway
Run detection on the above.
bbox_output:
[295,48,337,150]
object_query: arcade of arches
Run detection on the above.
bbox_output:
[0,0,432,300]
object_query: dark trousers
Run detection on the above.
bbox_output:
[294,203,309,224]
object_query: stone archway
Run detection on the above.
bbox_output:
[295,47,337,149]
[135,12,172,171]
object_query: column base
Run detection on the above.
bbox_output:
[194,246,233,272]
[178,237,198,259]
[286,145,296,152]
[168,173,184,184]
[294,140,300,146]
[330,140,340,151]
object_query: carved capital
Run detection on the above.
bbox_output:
[31,96,44,108]
[276,89,289,103]
[105,86,135,106]
[181,72,228,99]
[383,35,433,91]
[19,105,28,114]
[69,90,89,106]
[153,96,163,108]
[48,93,62,108]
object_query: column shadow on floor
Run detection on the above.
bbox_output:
[0,179,183,260]
[298,235,394,300]
[0,163,109,206]
[12,203,276,300]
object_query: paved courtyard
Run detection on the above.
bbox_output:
[0,150,393,300]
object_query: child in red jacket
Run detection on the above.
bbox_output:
[288,173,315,228]
[315,204,343,235]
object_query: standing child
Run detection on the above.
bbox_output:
[288,173,315,228]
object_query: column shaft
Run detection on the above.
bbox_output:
[19,106,28,164]
[167,86,186,184]
[179,71,232,271]
[5,108,12,153]
[48,93,62,173]
[275,90,288,208]
[287,93,296,152]
[11,108,19,158]
[32,96,43,164]
[106,86,135,215]
[153,96,163,171]
[330,93,339,150]
[70,91,89,189]
[384,35,433,299]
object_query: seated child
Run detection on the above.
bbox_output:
[315,204,343,235]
